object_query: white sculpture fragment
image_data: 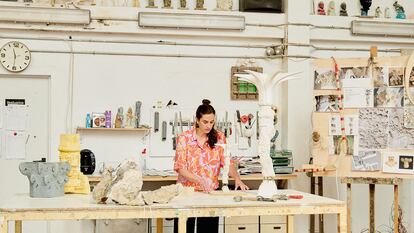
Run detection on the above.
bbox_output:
[216,143,231,192]
[235,69,301,198]
[92,166,114,204]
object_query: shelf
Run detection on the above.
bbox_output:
[76,127,150,132]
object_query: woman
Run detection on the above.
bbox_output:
[173,99,249,233]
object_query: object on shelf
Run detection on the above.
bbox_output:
[374,6,382,18]
[86,113,92,128]
[339,2,348,16]
[92,112,106,128]
[360,0,372,16]
[195,0,206,10]
[239,0,282,13]
[393,1,406,19]
[216,0,232,11]
[179,0,188,9]
[146,0,157,8]
[115,107,124,128]
[327,1,335,16]
[105,110,111,128]
[19,160,70,198]
[317,1,326,15]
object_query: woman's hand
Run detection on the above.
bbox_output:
[234,179,249,191]
[196,176,214,193]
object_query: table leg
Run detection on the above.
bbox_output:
[346,183,351,233]
[178,216,187,233]
[15,220,22,233]
[369,184,375,233]
[287,215,294,233]
[1,218,8,233]
[393,184,399,233]
[337,208,347,233]
[157,218,163,233]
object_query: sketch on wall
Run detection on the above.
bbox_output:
[352,151,381,171]
[388,108,414,149]
[388,67,405,87]
[314,95,339,112]
[314,69,336,90]
[374,87,403,107]
[329,115,358,135]
[340,67,369,79]
[359,108,389,149]
[373,66,388,87]
[404,108,414,128]
[329,135,355,156]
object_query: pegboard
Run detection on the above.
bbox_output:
[148,107,261,159]
[312,55,414,179]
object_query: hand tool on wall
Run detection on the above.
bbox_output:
[224,111,229,137]
[135,101,142,128]
[172,113,178,150]
[161,121,167,141]
[154,111,159,133]
[256,111,259,140]
[236,110,243,137]
[179,111,183,134]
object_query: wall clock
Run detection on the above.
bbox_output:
[0,41,31,72]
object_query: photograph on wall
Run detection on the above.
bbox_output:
[373,66,388,87]
[343,88,374,108]
[339,67,369,79]
[314,95,339,112]
[409,67,414,87]
[383,153,414,174]
[352,151,381,171]
[329,135,355,156]
[404,88,414,107]
[388,108,414,149]
[359,108,389,149]
[404,108,414,128]
[314,68,336,90]
[388,67,405,87]
[374,87,403,107]
[329,115,358,135]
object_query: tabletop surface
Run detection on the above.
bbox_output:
[0,189,344,213]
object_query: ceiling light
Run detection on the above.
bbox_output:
[0,5,90,25]
[352,20,414,37]
[138,12,245,30]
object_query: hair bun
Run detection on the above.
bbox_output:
[202,99,211,105]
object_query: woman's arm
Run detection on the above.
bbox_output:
[177,168,213,193]
[229,160,249,191]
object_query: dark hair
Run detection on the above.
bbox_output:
[196,99,217,148]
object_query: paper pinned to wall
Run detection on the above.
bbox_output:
[4,105,28,131]
[5,130,27,160]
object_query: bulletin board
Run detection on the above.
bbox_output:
[312,54,414,179]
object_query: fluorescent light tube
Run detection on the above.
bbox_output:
[0,5,90,25]
[138,12,245,30]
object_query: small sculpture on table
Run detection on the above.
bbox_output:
[179,0,188,9]
[146,0,157,8]
[339,2,348,16]
[234,69,302,198]
[360,0,372,16]
[393,1,406,19]
[317,1,326,15]
[327,1,335,16]
[195,0,206,10]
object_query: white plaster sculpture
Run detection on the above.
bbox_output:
[216,143,231,192]
[235,70,301,198]
[109,159,143,205]
[141,183,184,204]
[92,166,114,204]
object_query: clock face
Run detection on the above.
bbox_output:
[0,41,31,72]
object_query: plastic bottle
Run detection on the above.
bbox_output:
[86,113,91,128]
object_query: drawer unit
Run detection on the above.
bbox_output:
[261,223,286,233]
[260,215,286,224]
[225,224,259,233]
[225,216,259,225]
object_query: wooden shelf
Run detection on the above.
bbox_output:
[76,127,150,132]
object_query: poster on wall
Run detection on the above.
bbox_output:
[352,151,381,171]
[4,130,27,160]
[314,69,336,90]
[4,104,28,131]
[383,153,414,174]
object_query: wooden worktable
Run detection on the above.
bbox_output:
[0,189,346,233]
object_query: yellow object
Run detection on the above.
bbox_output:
[59,134,90,194]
